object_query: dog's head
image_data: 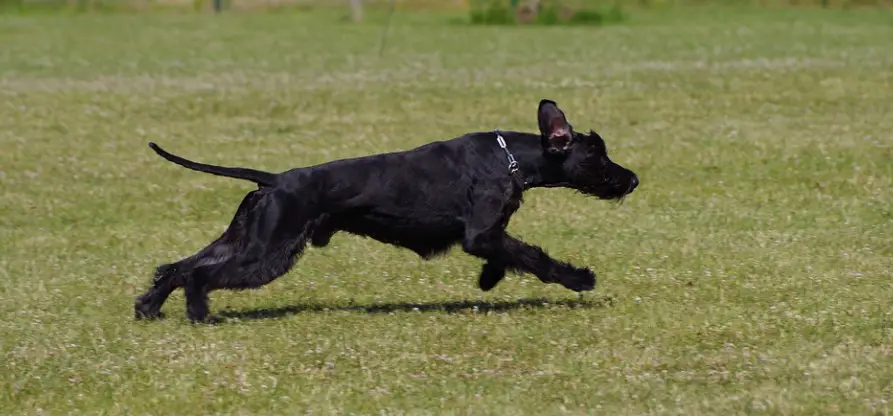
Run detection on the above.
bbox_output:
[537,99,639,200]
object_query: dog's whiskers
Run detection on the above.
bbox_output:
[613,192,627,206]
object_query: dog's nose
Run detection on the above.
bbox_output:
[627,175,639,193]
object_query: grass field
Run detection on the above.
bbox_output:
[2,6,893,414]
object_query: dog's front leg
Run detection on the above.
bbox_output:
[462,194,595,292]
[498,234,595,291]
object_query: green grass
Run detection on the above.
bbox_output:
[2,7,892,415]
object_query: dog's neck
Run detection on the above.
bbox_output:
[499,132,570,190]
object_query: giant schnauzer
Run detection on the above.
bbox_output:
[135,99,639,322]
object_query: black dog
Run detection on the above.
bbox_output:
[135,99,639,322]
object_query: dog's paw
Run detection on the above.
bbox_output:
[478,262,506,292]
[134,299,164,320]
[559,267,596,292]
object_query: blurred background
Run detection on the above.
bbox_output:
[2,0,892,15]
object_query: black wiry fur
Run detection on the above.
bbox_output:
[135,99,640,322]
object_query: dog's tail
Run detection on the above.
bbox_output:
[148,142,277,187]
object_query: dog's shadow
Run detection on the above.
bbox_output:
[216,295,614,322]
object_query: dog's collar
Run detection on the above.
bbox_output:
[494,130,520,175]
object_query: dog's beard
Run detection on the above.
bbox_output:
[614,179,637,205]
[579,174,637,202]
[539,179,622,201]
[576,183,623,201]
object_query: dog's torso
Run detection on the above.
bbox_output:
[280,132,530,257]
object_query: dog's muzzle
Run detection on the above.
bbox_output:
[626,174,639,194]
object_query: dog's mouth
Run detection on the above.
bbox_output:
[538,182,620,200]
[581,179,638,202]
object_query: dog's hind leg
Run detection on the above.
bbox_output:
[183,189,320,322]
[133,263,179,319]
[134,189,263,320]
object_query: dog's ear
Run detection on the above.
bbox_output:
[537,99,574,154]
